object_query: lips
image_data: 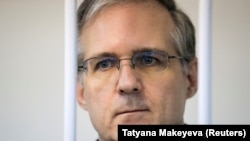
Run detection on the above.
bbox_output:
[116,109,150,116]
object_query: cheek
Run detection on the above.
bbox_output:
[82,75,121,139]
[82,76,117,127]
[143,71,187,122]
[83,74,117,105]
[83,77,113,114]
[146,75,184,105]
[145,71,185,98]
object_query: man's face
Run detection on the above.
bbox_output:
[78,2,197,141]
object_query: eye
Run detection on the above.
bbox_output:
[134,52,160,67]
[95,57,117,71]
[133,51,168,68]
[141,55,156,65]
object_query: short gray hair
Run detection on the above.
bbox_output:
[77,0,196,73]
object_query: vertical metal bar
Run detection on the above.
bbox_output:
[64,0,77,141]
[198,0,212,124]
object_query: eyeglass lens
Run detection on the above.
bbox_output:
[83,51,171,78]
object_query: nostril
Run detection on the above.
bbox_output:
[133,88,138,92]
[119,88,139,94]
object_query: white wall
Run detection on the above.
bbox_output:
[212,0,250,124]
[0,0,249,141]
[0,0,64,141]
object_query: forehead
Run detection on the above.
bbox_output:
[80,1,175,58]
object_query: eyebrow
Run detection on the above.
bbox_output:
[84,52,118,61]
[132,47,166,54]
[85,47,166,60]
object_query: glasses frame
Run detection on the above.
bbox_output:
[78,51,183,72]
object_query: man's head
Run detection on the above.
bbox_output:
[77,0,197,140]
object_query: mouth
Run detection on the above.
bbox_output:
[114,108,151,124]
[116,109,150,116]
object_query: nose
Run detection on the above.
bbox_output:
[116,60,142,94]
[117,58,135,69]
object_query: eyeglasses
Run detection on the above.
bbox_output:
[78,51,182,78]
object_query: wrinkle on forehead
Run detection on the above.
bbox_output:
[82,0,174,29]
[80,0,175,58]
[81,1,174,38]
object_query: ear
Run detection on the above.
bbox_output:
[186,58,198,98]
[77,81,88,110]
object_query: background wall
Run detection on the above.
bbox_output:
[0,0,249,141]
[0,0,64,140]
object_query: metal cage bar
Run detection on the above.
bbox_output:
[64,0,77,141]
[198,0,212,124]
